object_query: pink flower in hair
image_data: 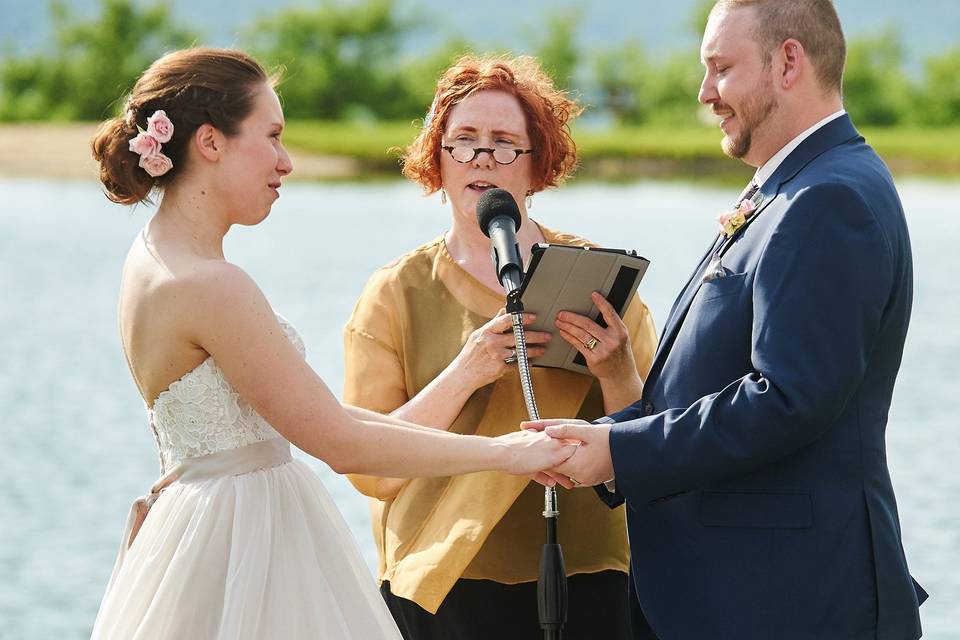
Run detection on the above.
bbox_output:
[129,110,175,177]
[128,131,160,157]
[146,110,174,143]
[139,152,173,177]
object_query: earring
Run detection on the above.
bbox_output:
[525,193,533,210]
[441,189,447,205]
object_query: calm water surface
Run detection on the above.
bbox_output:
[1,177,957,638]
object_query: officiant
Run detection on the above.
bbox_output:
[342,54,658,640]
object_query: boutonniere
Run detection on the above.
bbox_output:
[704,189,765,282]
[717,191,764,238]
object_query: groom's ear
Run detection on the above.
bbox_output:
[193,123,225,162]
[778,38,806,91]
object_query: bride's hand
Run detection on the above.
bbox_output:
[452,309,551,388]
[493,429,578,475]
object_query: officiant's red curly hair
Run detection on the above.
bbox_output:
[400,54,583,195]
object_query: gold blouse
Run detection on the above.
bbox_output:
[343,225,657,614]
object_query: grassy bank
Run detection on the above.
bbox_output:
[282,120,960,178]
[1,121,957,181]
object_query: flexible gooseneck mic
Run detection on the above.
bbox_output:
[476,188,524,294]
[476,187,568,639]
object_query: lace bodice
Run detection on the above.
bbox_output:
[147,315,306,471]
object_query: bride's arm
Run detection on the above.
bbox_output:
[393,313,545,424]
[182,263,573,478]
[343,310,549,498]
[345,404,436,431]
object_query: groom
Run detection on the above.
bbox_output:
[528,1,927,638]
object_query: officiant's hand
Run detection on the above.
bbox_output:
[555,292,642,412]
[523,419,613,488]
[454,309,551,388]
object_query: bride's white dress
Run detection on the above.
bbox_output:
[92,316,401,639]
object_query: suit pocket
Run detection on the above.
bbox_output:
[698,271,747,301]
[698,490,812,529]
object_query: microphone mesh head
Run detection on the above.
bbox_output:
[476,188,522,238]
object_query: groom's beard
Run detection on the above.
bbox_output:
[720,77,779,160]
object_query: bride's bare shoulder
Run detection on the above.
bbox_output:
[123,234,261,306]
[122,246,272,342]
[178,260,266,309]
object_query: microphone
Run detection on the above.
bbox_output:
[476,188,524,294]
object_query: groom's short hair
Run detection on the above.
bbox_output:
[714,0,846,94]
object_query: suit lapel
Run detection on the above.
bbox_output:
[645,236,722,386]
[664,235,723,329]
[643,114,862,390]
[769,114,862,188]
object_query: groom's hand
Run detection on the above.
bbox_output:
[522,419,587,489]
[550,423,613,487]
[523,419,613,488]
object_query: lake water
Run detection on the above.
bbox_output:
[1,177,957,639]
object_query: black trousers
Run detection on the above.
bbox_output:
[381,571,658,640]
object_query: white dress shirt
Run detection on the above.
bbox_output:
[753,108,846,189]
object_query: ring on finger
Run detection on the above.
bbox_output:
[570,477,582,487]
[504,354,518,365]
[584,337,598,350]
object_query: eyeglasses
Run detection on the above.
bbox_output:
[441,145,533,165]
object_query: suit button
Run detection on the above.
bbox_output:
[644,401,655,416]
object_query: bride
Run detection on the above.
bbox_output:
[89,47,575,639]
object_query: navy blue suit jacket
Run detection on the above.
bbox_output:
[597,115,926,639]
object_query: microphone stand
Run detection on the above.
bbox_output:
[500,269,568,640]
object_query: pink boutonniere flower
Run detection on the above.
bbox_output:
[717,197,757,238]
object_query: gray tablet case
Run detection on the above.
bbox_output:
[517,243,650,376]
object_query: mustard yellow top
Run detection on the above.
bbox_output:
[343,225,657,614]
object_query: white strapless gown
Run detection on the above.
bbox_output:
[91,316,401,639]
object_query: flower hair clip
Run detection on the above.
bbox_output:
[129,110,174,177]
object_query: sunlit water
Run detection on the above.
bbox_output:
[1,177,957,638]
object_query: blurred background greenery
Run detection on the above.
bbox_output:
[1,0,957,175]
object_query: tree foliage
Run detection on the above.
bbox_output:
[244,0,416,120]
[529,8,581,91]
[842,29,912,126]
[0,0,196,120]
[391,37,475,122]
[592,46,704,125]
[0,0,956,129]
[913,47,960,127]
[593,44,650,123]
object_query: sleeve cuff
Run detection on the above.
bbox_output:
[592,417,616,490]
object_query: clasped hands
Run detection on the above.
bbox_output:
[522,418,614,489]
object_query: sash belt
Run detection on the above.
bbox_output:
[122,437,292,548]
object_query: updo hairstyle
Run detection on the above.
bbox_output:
[91,47,270,205]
